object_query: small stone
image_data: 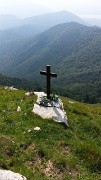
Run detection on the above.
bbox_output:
[28,129,31,133]
[34,127,41,131]
[17,106,21,112]
[25,92,34,96]
[9,86,17,90]
[69,101,74,104]
[4,86,8,90]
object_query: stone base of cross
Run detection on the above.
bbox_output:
[40,65,57,99]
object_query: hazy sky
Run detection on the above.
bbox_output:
[0,0,101,18]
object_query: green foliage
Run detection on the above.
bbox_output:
[0,86,101,179]
[0,73,41,92]
[40,94,59,106]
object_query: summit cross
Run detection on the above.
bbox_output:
[40,65,57,99]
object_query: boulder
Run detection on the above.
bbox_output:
[0,169,27,180]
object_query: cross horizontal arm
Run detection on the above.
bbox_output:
[40,71,47,75]
[50,73,57,78]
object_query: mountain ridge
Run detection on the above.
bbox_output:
[0,11,86,31]
[22,10,86,32]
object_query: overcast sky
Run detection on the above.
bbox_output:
[0,0,101,18]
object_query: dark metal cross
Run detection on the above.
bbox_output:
[40,65,57,99]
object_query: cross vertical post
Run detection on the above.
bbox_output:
[47,65,51,99]
[40,65,57,99]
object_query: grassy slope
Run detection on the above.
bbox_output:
[0,86,101,180]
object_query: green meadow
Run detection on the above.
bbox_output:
[0,86,101,180]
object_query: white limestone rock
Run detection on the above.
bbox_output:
[0,169,27,180]
[5,86,17,91]
[33,92,68,127]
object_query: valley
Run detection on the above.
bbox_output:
[0,13,101,103]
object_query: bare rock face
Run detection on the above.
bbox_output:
[0,169,27,180]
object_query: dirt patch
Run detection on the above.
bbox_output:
[68,169,78,179]
[0,136,15,156]
[25,143,36,152]
[26,153,42,173]
[42,160,64,179]
[59,141,71,154]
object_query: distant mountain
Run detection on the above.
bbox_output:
[22,11,86,32]
[0,25,40,71]
[0,11,86,31]
[83,18,101,27]
[0,22,101,103]
[6,22,101,77]
[0,14,22,30]
[0,25,40,42]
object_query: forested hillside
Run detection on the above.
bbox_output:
[0,22,101,103]
[0,74,39,91]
